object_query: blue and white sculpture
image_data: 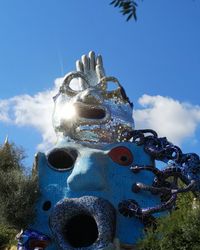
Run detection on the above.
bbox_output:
[17,52,200,250]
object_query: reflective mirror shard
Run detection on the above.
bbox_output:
[53,52,134,144]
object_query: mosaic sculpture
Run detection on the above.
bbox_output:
[17,52,200,250]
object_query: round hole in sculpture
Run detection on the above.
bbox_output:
[42,201,52,211]
[69,77,87,92]
[106,81,119,92]
[47,148,77,171]
[63,214,98,248]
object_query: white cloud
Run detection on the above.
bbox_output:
[1,85,200,151]
[0,100,12,122]
[0,77,63,151]
[134,94,200,145]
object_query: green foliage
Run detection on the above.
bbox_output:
[0,170,39,229]
[0,225,17,250]
[137,192,200,250]
[0,142,25,172]
[0,141,39,231]
[110,0,139,21]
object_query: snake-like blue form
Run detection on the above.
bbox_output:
[119,129,200,221]
[17,229,51,250]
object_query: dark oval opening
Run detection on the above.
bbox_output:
[63,214,98,248]
[77,106,105,119]
[47,148,77,171]
[42,201,52,211]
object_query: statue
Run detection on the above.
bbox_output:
[17,52,200,250]
[52,51,134,144]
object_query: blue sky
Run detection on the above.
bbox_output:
[0,0,200,168]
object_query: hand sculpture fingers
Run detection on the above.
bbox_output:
[76,60,84,72]
[89,51,95,71]
[75,60,85,87]
[75,51,106,86]
[76,54,92,73]
[96,55,105,79]
[82,55,90,73]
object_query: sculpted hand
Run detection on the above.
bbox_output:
[76,51,106,86]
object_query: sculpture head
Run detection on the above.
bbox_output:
[27,52,160,250]
[31,141,159,250]
[19,52,200,250]
[52,51,134,144]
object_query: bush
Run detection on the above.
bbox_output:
[0,225,17,250]
[137,192,200,250]
[0,170,39,229]
[0,141,39,230]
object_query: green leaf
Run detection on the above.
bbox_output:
[110,0,116,4]
[126,13,134,21]
[114,0,120,7]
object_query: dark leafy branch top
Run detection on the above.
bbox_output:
[110,0,139,21]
